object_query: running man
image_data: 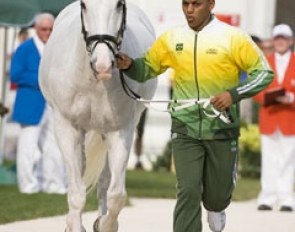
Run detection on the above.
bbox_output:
[117,0,273,231]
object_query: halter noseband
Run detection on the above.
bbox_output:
[80,0,127,58]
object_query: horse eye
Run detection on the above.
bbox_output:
[81,1,86,10]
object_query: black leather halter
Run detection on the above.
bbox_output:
[80,0,127,58]
[80,0,140,101]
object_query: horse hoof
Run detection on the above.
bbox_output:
[65,226,86,232]
[93,216,101,232]
[93,216,118,232]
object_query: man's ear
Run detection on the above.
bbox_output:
[209,0,215,10]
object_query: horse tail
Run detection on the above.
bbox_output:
[83,131,107,193]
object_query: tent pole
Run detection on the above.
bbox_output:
[0,27,9,165]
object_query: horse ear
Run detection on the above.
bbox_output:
[117,0,125,9]
[81,1,86,10]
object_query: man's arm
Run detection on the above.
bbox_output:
[116,33,171,83]
[227,32,274,103]
[10,46,40,89]
[116,54,153,83]
[210,32,274,112]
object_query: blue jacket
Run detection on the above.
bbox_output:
[10,38,46,125]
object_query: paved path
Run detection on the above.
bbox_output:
[0,198,294,232]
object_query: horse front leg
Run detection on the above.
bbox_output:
[94,130,132,232]
[97,157,111,216]
[54,113,86,232]
[93,160,110,232]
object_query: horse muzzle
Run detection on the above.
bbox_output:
[90,59,113,81]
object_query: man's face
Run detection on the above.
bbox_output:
[35,19,53,43]
[273,36,293,55]
[182,0,215,31]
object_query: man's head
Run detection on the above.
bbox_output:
[18,28,29,43]
[34,13,54,44]
[272,24,294,55]
[182,0,215,31]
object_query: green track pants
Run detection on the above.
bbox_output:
[171,133,238,232]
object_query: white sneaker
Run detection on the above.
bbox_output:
[207,210,226,232]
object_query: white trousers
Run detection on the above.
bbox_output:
[41,107,67,194]
[257,130,295,208]
[17,125,43,193]
[17,106,67,194]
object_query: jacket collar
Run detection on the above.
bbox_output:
[33,34,45,56]
[186,14,220,33]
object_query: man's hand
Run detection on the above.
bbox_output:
[210,91,233,111]
[116,52,132,70]
[0,103,9,117]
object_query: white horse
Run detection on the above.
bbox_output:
[39,0,157,231]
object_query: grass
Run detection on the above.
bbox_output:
[232,176,260,201]
[126,170,176,198]
[0,170,260,224]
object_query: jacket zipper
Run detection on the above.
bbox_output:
[194,32,202,139]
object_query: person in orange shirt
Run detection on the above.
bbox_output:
[254,24,295,212]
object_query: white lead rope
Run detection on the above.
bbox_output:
[118,70,233,124]
[136,97,233,124]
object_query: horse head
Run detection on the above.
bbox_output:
[80,0,126,80]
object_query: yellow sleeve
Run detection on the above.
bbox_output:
[144,32,173,77]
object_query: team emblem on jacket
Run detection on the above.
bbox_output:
[176,43,184,52]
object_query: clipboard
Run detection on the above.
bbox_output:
[263,87,285,107]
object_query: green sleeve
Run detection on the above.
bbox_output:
[228,32,274,103]
[228,69,274,103]
[124,57,157,83]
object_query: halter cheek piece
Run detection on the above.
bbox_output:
[80,0,127,59]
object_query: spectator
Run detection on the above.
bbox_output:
[10,28,30,91]
[261,39,274,56]
[17,28,29,44]
[254,24,295,212]
[117,0,273,231]
[10,13,67,194]
[251,35,263,49]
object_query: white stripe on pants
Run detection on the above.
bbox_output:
[258,130,295,208]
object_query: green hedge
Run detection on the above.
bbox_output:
[152,141,172,172]
[238,124,261,178]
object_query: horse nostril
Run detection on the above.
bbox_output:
[111,60,115,68]
[90,61,99,75]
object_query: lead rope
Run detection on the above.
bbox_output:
[118,70,233,124]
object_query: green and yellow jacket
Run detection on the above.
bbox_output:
[125,16,273,140]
